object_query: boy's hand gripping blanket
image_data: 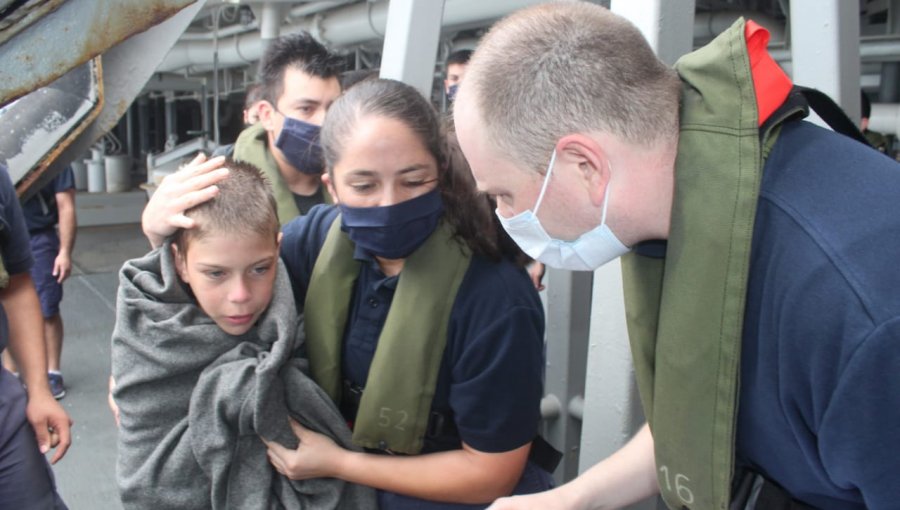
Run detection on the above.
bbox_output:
[111,242,376,509]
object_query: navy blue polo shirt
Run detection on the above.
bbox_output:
[0,165,35,353]
[281,205,545,453]
[22,166,75,233]
[736,121,900,508]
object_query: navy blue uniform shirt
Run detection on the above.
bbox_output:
[281,205,545,453]
[737,121,900,509]
[22,166,75,233]
[0,165,35,353]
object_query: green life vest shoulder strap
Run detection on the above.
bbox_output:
[621,17,772,509]
[304,217,471,454]
[232,123,301,224]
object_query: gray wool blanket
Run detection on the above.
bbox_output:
[111,242,376,510]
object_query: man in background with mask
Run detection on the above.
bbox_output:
[455,3,900,510]
[231,32,343,224]
[444,49,471,104]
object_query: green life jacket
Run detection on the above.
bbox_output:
[620,19,800,509]
[304,217,471,454]
[232,123,332,225]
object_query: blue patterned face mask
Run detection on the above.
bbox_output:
[339,187,444,259]
[446,84,459,102]
[274,115,325,175]
[495,150,630,271]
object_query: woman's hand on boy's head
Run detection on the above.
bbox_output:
[142,153,229,249]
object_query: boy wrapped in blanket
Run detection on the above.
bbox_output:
[111,160,375,509]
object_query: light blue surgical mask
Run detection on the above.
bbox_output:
[495,149,630,271]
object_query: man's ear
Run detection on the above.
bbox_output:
[258,100,278,132]
[171,243,190,284]
[557,134,610,207]
[321,173,340,204]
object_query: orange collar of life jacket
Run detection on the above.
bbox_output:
[745,20,793,126]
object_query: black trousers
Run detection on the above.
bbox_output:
[0,369,67,510]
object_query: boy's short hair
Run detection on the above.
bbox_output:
[173,159,279,255]
[258,32,344,106]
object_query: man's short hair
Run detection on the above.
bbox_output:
[173,159,279,254]
[446,49,473,67]
[258,32,344,105]
[462,3,682,171]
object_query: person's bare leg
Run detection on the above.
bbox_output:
[44,314,63,372]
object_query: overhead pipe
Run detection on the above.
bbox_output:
[770,38,900,64]
[159,2,900,75]
[288,0,356,20]
[179,20,258,41]
[158,0,548,72]
[161,5,787,74]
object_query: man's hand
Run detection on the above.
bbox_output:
[142,153,228,249]
[52,252,71,283]
[25,391,72,464]
[527,261,546,291]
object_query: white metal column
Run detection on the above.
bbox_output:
[611,0,695,66]
[578,259,644,466]
[540,268,592,484]
[790,0,861,124]
[379,0,445,98]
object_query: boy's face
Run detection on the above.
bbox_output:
[173,230,281,336]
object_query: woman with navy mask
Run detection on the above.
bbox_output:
[141,78,553,509]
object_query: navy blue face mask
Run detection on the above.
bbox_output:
[339,187,444,259]
[446,84,459,102]
[274,115,325,175]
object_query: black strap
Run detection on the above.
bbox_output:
[794,86,872,147]
[528,434,563,473]
[730,468,816,510]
